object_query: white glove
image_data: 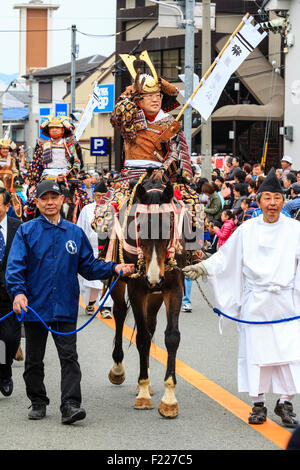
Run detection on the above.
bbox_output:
[182,263,208,281]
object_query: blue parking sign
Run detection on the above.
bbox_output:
[90,137,108,156]
[93,84,115,113]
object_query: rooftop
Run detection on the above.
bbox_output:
[26,55,107,80]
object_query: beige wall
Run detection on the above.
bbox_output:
[64,55,116,171]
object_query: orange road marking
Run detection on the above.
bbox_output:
[79,299,292,449]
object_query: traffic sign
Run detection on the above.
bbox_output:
[90,137,108,156]
[93,84,115,113]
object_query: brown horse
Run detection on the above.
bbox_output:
[105,176,186,418]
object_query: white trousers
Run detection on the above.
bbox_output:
[250,364,298,402]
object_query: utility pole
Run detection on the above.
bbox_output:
[183,0,195,155]
[201,0,212,180]
[28,71,34,160]
[70,24,77,116]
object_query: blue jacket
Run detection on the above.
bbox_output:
[251,208,291,218]
[284,197,300,217]
[5,215,117,323]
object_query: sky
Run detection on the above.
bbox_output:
[1,0,117,75]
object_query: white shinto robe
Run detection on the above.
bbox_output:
[76,202,113,308]
[202,214,300,397]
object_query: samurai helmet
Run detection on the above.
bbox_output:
[120,50,160,94]
[40,115,74,137]
[120,50,180,111]
[0,138,16,151]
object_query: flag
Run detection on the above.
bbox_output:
[74,85,102,141]
[3,125,11,140]
[190,15,267,121]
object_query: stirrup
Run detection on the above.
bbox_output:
[248,402,267,425]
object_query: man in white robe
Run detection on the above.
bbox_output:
[183,168,300,428]
[77,180,113,318]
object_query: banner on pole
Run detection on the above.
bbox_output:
[74,85,102,141]
[189,16,267,121]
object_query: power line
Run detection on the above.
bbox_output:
[77,18,147,38]
[229,65,284,81]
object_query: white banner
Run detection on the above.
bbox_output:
[74,85,102,141]
[190,16,267,121]
[3,125,11,141]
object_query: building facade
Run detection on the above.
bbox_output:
[23,55,106,155]
[64,54,116,171]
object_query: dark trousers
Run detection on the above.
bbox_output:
[23,322,82,410]
[0,301,21,382]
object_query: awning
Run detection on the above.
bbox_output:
[211,36,284,122]
[3,107,29,121]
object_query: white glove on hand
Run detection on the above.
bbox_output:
[182,263,208,281]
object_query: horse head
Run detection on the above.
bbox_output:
[134,177,175,289]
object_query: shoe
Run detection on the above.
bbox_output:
[274,400,298,428]
[0,378,13,397]
[101,307,113,319]
[181,304,192,313]
[85,305,95,316]
[248,402,267,425]
[61,403,86,425]
[28,404,47,420]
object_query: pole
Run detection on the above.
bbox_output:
[28,72,34,160]
[183,0,195,155]
[201,0,212,180]
[71,24,77,116]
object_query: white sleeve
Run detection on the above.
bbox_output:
[202,225,244,320]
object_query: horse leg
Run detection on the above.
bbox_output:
[108,281,127,385]
[134,309,153,409]
[135,293,163,397]
[158,288,182,419]
[127,283,153,410]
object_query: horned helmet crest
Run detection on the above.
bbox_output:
[120,50,160,94]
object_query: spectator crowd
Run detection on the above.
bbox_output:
[180,154,300,313]
[195,155,300,259]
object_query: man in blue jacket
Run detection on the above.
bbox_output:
[5,180,134,424]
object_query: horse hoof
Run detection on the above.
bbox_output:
[158,401,178,419]
[134,397,153,410]
[108,369,125,385]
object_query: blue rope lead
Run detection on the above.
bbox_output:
[0,272,122,335]
[213,307,300,325]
